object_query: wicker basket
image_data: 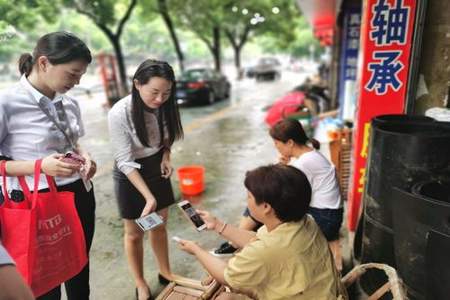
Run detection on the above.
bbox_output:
[156,276,226,300]
[342,263,407,300]
[157,263,405,299]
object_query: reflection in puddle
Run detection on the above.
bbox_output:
[181,194,204,206]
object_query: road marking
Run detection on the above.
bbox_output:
[184,106,234,133]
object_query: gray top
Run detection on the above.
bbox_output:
[0,75,84,190]
[0,244,14,266]
[108,95,167,175]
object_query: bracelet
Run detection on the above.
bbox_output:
[218,222,227,235]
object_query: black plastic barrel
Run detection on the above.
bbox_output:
[358,114,450,298]
[353,116,435,261]
[426,230,450,300]
[392,181,450,299]
[368,114,433,123]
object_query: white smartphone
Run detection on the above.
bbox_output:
[135,212,164,231]
[177,200,207,231]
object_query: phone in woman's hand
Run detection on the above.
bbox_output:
[135,212,164,231]
[61,151,85,166]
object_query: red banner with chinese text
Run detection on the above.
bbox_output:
[347,0,417,231]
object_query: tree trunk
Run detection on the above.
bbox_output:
[111,37,129,95]
[73,0,136,97]
[233,45,242,79]
[158,0,184,72]
[225,25,251,80]
[212,26,221,71]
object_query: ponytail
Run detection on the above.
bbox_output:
[18,53,33,76]
[270,119,318,149]
[17,32,92,77]
[309,138,321,150]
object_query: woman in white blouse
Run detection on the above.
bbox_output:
[0,32,96,300]
[108,59,183,300]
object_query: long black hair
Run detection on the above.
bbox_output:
[18,31,92,76]
[269,119,320,150]
[131,59,183,148]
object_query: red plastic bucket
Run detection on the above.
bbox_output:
[177,165,205,196]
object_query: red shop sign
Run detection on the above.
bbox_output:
[347,0,417,231]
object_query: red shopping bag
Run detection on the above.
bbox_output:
[0,160,87,297]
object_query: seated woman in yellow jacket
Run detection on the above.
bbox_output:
[176,164,347,300]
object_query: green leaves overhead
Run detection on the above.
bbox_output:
[62,0,117,27]
[0,0,321,68]
[0,0,59,29]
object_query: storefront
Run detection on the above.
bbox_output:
[296,0,450,298]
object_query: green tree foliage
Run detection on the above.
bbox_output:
[169,0,225,71]
[256,16,323,59]
[55,10,112,53]
[63,0,138,94]
[221,0,300,76]
[0,0,320,80]
[138,0,185,71]
[122,13,176,62]
[166,0,306,75]
[0,0,59,29]
[0,33,28,64]
[0,3,208,75]
[0,0,137,95]
[0,0,60,63]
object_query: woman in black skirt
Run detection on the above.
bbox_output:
[108,59,183,300]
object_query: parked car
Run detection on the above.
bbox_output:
[176,68,231,105]
[246,57,282,81]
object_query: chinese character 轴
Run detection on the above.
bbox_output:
[370,0,409,45]
[387,0,409,44]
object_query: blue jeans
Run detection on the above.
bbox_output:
[308,207,343,241]
[242,207,263,229]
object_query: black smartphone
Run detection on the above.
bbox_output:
[177,200,206,231]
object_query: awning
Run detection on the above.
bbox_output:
[296,0,342,45]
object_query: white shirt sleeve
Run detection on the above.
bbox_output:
[0,99,8,156]
[108,107,140,175]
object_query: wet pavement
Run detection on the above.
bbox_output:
[74,71,311,299]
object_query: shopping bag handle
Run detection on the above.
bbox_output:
[31,160,58,194]
[0,160,11,203]
[1,160,31,208]
[28,160,58,205]
[1,160,58,208]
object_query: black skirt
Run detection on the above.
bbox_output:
[113,150,175,219]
